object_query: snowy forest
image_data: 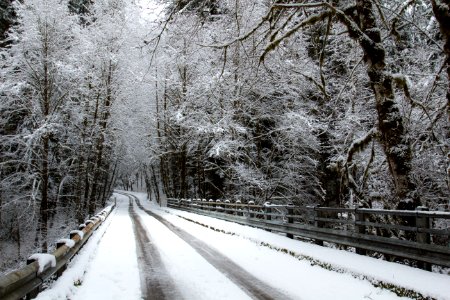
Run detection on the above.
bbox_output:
[0,0,449,274]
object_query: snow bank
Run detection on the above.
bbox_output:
[71,195,141,300]
[165,208,450,299]
[35,197,120,300]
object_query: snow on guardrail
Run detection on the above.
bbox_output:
[0,203,115,300]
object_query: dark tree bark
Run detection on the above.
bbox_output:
[337,1,417,204]
[0,0,15,45]
[100,162,111,206]
[37,29,51,252]
[88,137,104,214]
[160,154,171,197]
[38,136,49,253]
[256,2,418,205]
[151,165,161,204]
[431,0,450,123]
[105,160,118,203]
[179,146,188,198]
[89,61,114,214]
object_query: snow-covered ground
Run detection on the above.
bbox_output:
[132,192,450,300]
[35,195,141,300]
[133,198,253,300]
[36,193,251,300]
[35,192,450,300]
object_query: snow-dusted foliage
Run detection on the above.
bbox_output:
[144,0,326,204]
[1,0,449,274]
[142,0,448,210]
[1,0,84,263]
[0,0,152,273]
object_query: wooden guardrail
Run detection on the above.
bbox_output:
[167,198,450,270]
[0,202,116,300]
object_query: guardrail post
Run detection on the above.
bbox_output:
[264,203,272,232]
[314,206,324,246]
[55,242,67,278]
[416,206,431,271]
[355,208,367,255]
[287,205,294,239]
[224,201,231,214]
[265,204,272,222]
[248,203,254,219]
[236,201,243,216]
[25,259,40,299]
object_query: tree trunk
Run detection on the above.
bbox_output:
[82,162,90,214]
[431,1,450,129]
[89,140,103,214]
[180,146,188,198]
[75,148,86,223]
[38,27,50,252]
[343,0,417,204]
[151,165,161,205]
[318,131,342,206]
[89,61,114,214]
[160,155,171,197]
[144,167,152,201]
[100,163,110,206]
[39,136,49,252]
[106,160,118,203]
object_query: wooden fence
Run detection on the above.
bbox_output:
[167,198,450,270]
[0,202,116,300]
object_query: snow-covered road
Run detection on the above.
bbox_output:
[132,195,287,300]
[128,197,180,299]
[35,192,450,300]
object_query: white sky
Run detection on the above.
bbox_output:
[138,0,166,22]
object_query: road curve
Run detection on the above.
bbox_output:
[130,194,290,300]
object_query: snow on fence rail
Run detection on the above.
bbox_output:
[167,198,450,271]
[0,203,116,300]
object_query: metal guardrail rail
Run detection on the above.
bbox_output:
[167,198,450,270]
[0,203,116,300]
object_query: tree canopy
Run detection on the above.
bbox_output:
[1,0,449,273]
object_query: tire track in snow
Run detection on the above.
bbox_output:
[130,195,290,300]
[128,198,180,300]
